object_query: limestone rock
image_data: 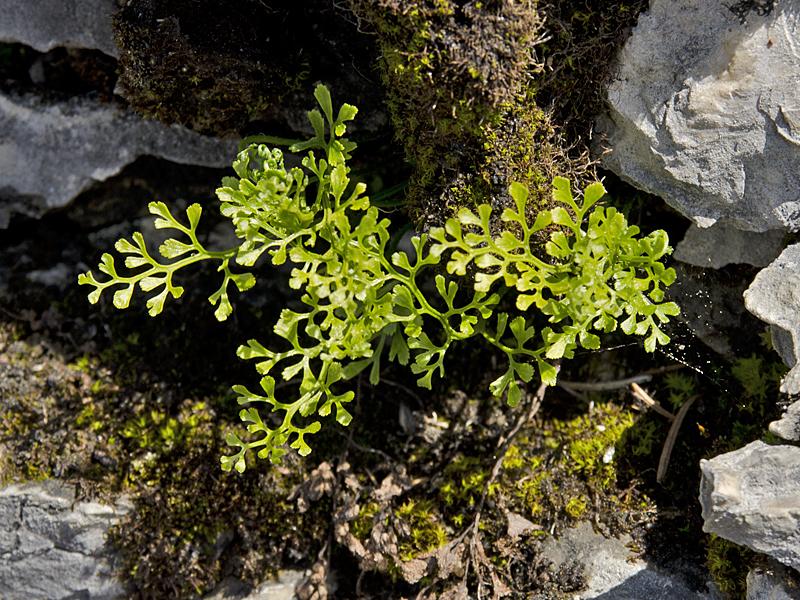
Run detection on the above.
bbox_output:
[770,401,800,442]
[541,522,712,598]
[700,441,800,571]
[744,243,800,393]
[0,480,130,599]
[0,92,237,227]
[0,0,118,57]
[675,224,785,269]
[598,0,800,248]
[203,571,306,600]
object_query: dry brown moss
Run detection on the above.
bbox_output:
[113,0,383,136]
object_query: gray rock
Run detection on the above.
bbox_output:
[203,571,305,600]
[770,401,800,442]
[744,243,800,393]
[0,92,237,226]
[747,560,800,599]
[700,441,800,571]
[675,224,786,269]
[247,571,306,600]
[598,0,800,236]
[0,0,118,57]
[0,479,130,599]
[541,522,713,599]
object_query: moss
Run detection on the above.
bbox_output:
[706,534,758,598]
[114,0,383,136]
[348,0,648,230]
[438,455,492,526]
[395,499,448,561]
[564,495,589,519]
[350,0,572,229]
[0,328,89,484]
[692,350,787,598]
[503,402,652,532]
[0,320,330,597]
[352,501,382,541]
[103,394,329,596]
[533,1,648,143]
[380,401,653,571]
[560,407,634,485]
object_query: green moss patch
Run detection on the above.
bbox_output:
[0,322,327,596]
[350,0,570,227]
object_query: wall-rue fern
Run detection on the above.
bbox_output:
[79,85,679,472]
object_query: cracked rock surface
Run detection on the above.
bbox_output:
[674,224,786,270]
[744,243,800,394]
[0,0,118,57]
[770,401,800,442]
[0,480,131,599]
[540,522,712,599]
[203,571,306,600]
[598,0,800,264]
[700,441,800,571]
[0,91,237,227]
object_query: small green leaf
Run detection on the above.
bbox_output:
[146,288,169,316]
[515,362,534,382]
[113,285,134,309]
[508,182,529,214]
[314,84,334,124]
[494,313,509,339]
[139,276,163,292]
[87,288,102,304]
[342,358,371,379]
[530,211,553,232]
[551,207,575,228]
[582,182,606,211]
[516,294,537,311]
[186,203,202,230]
[213,294,233,321]
[537,359,558,386]
[336,405,353,426]
[545,334,568,359]
[159,238,193,259]
[552,176,574,207]
[115,238,138,254]
[389,330,410,365]
[507,381,522,407]
[149,202,174,229]
[579,330,601,350]
[336,103,358,124]
[489,370,512,398]
[124,255,149,269]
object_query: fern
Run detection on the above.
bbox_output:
[79,85,679,472]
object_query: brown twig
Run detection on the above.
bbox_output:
[656,395,698,484]
[630,382,676,421]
